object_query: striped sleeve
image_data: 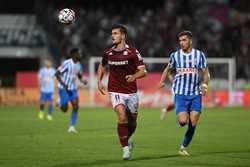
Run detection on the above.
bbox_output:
[168,53,176,68]
[199,51,207,68]
[134,49,144,67]
[58,61,69,74]
[101,51,108,66]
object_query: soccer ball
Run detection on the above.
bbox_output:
[58,8,75,25]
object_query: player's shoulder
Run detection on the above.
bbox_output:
[103,47,113,55]
[58,59,72,69]
[125,45,139,53]
[169,49,180,57]
[193,48,203,53]
[193,48,206,57]
[103,44,139,55]
[63,58,73,65]
[39,67,45,72]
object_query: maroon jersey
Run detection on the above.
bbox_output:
[102,45,144,94]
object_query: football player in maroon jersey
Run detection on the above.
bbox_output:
[97,24,147,160]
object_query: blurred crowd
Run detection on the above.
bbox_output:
[36,0,250,78]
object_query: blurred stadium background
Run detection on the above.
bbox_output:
[0,1,250,167]
[0,0,250,107]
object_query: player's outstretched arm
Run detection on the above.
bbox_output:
[125,65,147,82]
[55,71,71,96]
[97,63,106,95]
[77,73,88,85]
[55,71,65,88]
[201,67,210,96]
[158,65,174,89]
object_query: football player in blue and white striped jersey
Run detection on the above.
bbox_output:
[159,31,210,155]
[55,48,87,133]
[38,58,56,120]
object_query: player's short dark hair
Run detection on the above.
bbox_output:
[178,30,193,39]
[111,24,127,37]
[70,48,80,55]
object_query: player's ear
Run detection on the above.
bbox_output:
[122,33,126,40]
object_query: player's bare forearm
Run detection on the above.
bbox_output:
[159,66,174,88]
[159,66,170,83]
[97,64,106,82]
[55,71,67,89]
[201,67,210,96]
[55,71,72,96]
[168,70,176,83]
[97,64,106,95]
[201,67,210,85]
[77,73,87,85]
[134,66,147,79]
[125,66,147,82]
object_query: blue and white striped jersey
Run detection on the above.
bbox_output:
[57,58,82,90]
[168,48,207,96]
[38,67,56,93]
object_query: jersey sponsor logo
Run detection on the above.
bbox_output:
[177,68,198,74]
[108,60,129,66]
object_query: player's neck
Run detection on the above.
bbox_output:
[114,41,126,51]
[182,47,192,54]
[72,58,78,63]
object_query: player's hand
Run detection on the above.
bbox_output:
[201,83,208,96]
[158,82,165,89]
[125,75,136,82]
[81,79,88,85]
[98,81,106,95]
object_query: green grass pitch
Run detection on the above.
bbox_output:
[0,106,249,167]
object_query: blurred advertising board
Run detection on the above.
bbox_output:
[1,72,249,107]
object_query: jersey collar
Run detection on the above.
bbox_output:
[111,44,130,52]
[180,48,194,56]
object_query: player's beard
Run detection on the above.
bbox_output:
[112,40,124,50]
[112,43,118,48]
[182,44,192,53]
[112,39,121,46]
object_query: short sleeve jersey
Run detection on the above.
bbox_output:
[101,45,144,94]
